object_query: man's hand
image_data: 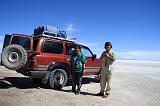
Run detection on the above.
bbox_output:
[83,69,86,75]
[106,53,115,61]
[106,53,110,57]
[82,64,86,75]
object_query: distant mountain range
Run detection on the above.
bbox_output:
[116,57,160,61]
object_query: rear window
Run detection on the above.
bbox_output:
[42,41,63,54]
[3,35,12,49]
[11,36,31,50]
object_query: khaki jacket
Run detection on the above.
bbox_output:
[100,50,116,71]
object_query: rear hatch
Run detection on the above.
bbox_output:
[1,34,33,67]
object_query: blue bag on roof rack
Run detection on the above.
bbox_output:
[57,30,66,38]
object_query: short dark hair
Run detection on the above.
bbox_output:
[105,42,112,48]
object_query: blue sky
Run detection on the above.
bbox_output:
[0,0,160,60]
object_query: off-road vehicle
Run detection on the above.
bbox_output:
[1,26,101,89]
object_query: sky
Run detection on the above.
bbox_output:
[0,0,160,60]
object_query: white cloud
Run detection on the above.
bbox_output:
[64,23,75,33]
[0,42,3,53]
[78,42,99,47]
[0,35,4,40]
[117,51,160,61]
[0,35,5,53]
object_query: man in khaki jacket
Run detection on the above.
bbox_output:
[96,42,115,97]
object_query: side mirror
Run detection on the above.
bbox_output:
[92,54,97,61]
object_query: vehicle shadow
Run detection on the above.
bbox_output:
[0,77,99,89]
[0,77,37,89]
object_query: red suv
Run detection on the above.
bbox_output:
[1,27,101,89]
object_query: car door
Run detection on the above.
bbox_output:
[81,46,101,75]
[35,39,65,71]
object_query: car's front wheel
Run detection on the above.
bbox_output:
[48,69,68,89]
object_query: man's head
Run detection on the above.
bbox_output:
[104,42,112,52]
[74,45,81,53]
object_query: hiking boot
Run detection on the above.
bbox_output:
[102,95,107,98]
[96,92,104,96]
[75,90,80,95]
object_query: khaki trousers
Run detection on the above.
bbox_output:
[100,67,112,93]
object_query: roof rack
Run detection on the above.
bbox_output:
[33,25,78,43]
[33,34,77,43]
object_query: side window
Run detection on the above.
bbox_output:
[42,41,63,54]
[11,36,31,50]
[81,47,92,57]
[66,43,74,55]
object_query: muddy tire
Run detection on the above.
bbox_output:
[1,44,28,70]
[48,69,68,89]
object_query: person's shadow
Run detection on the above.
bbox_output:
[58,77,99,96]
[80,91,97,96]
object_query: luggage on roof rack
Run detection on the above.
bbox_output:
[57,30,66,39]
[34,26,67,39]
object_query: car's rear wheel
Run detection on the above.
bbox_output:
[1,44,28,70]
[48,69,68,89]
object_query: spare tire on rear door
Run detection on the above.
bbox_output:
[1,44,28,70]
